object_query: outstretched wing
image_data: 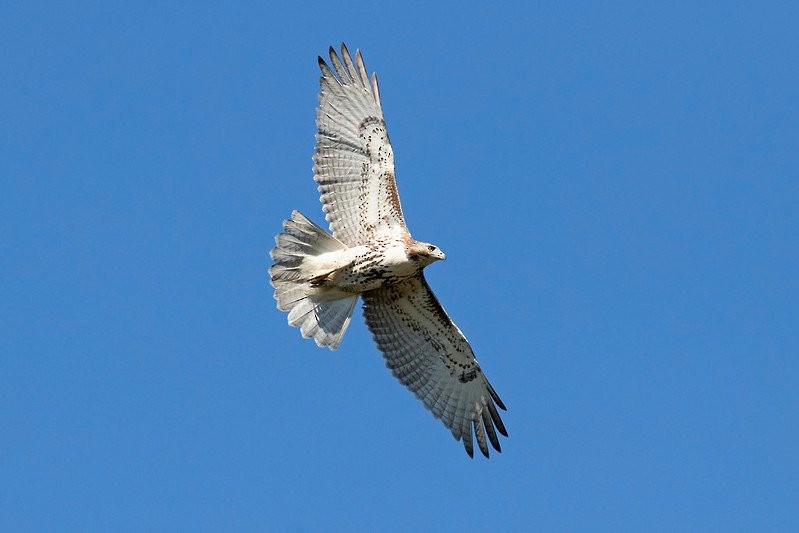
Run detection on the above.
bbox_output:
[314,44,409,247]
[361,273,508,458]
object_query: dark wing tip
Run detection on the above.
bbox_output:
[488,381,507,411]
[487,400,508,438]
[482,409,501,453]
[462,425,476,458]
[478,440,490,458]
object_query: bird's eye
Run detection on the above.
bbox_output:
[428,245,436,252]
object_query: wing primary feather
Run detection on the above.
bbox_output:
[474,417,490,458]
[354,48,370,87]
[461,416,474,458]
[318,56,337,81]
[328,47,350,83]
[340,43,359,85]
[481,408,501,452]
[487,399,508,437]
[371,73,382,110]
[487,381,507,410]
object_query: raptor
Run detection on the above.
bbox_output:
[269,44,507,457]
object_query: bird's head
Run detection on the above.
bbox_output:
[408,241,446,267]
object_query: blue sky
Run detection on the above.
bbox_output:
[2,1,798,531]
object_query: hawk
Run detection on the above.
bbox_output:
[269,44,508,457]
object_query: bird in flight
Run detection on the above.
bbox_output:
[269,44,507,457]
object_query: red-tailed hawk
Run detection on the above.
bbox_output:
[269,44,507,457]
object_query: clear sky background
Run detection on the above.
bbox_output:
[2,1,797,531]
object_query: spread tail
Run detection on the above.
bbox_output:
[269,211,357,349]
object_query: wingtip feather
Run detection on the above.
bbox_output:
[482,408,501,453]
[488,381,507,411]
[474,418,490,458]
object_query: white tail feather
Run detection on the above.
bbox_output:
[269,211,358,349]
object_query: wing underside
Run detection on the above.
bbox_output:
[314,44,409,246]
[362,273,508,457]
